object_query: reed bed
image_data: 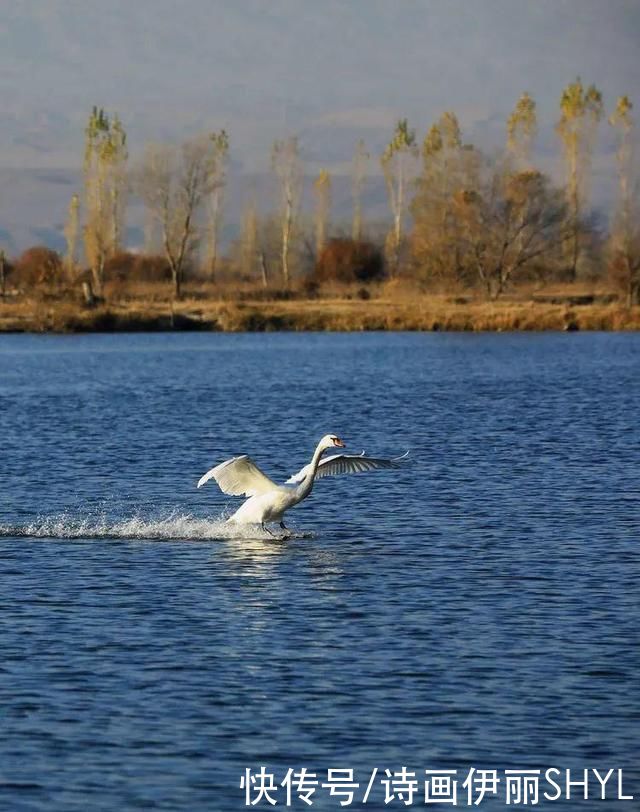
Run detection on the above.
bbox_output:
[2,292,640,333]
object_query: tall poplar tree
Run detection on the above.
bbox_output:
[609,95,640,305]
[83,107,128,296]
[556,78,603,280]
[507,92,537,167]
[205,129,229,281]
[381,119,417,275]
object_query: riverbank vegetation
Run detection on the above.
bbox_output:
[1,80,639,332]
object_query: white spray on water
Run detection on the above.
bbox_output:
[0,509,308,541]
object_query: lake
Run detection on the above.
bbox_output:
[0,332,638,811]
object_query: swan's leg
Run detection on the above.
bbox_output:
[279,520,293,540]
[261,522,275,536]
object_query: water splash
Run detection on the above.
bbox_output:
[0,510,310,541]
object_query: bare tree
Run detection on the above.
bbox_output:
[138,136,217,299]
[143,205,159,255]
[351,139,369,241]
[239,196,258,281]
[204,129,229,281]
[455,164,569,299]
[272,136,303,286]
[381,119,418,275]
[63,193,80,280]
[314,169,331,257]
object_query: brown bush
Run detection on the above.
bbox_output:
[104,252,172,284]
[313,238,385,284]
[13,246,63,287]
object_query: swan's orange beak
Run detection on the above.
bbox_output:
[333,437,345,448]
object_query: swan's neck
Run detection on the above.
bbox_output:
[297,441,326,499]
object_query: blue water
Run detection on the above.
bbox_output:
[0,332,638,811]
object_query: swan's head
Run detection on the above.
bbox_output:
[320,434,345,451]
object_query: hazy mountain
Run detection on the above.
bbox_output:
[0,0,637,252]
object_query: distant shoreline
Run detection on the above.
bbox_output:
[1,296,639,333]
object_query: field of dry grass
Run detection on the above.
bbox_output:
[1,284,639,333]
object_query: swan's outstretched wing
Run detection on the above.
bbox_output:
[197,455,278,496]
[286,451,409,485]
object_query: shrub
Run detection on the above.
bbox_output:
[13,246,63,287]
[104,252,172,284]
[313,238,385,284]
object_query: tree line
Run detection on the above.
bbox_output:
[2,79,639,305]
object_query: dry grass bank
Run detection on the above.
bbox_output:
[1,291,640,333]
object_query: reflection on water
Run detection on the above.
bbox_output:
[0,332,638,811]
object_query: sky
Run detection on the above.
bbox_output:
[0,0,638,248]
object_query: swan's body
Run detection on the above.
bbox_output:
[197,434,406,531]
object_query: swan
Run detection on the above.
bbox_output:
[197,434,407,534]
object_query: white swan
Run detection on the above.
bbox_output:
[197,434,407,533]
